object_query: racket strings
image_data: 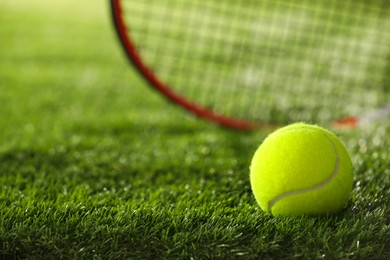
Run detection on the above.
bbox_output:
[120,0,390,124]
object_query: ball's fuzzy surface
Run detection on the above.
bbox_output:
[250,123,353,216]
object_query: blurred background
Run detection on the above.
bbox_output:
[0,0,196,152]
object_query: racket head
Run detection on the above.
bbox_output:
[111,0,390,130]
[111,0,263,130]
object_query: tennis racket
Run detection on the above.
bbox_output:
[110,0,390,130]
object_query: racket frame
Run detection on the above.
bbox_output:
[110,0,388,130]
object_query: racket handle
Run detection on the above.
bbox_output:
[333,105,390,128]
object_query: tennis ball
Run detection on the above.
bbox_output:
[250,123,353,216]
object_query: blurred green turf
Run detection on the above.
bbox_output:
[0,0,389,259]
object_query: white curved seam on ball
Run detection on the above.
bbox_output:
[268,134,340,211]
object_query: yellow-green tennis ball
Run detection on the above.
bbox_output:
[250,123,353,216]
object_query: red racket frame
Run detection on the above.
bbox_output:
[111,0,389,130]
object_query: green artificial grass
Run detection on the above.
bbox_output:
[0,0,389,259]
